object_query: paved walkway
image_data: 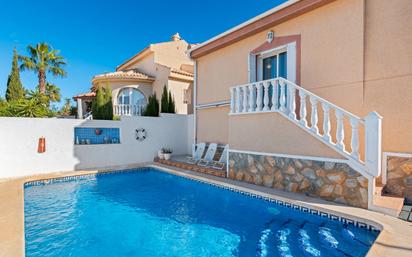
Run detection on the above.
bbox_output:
[399,204,412,222]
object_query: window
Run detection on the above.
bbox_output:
[249,41,296,83]
[258,48,288,81]
[117,88,146,106]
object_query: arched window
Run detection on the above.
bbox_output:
[117,88,146,106]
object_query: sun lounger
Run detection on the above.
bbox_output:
[211,144,228,170]
[186,143,206,164]
[198,143,218,167]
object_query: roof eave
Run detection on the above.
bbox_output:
[190,0,335,59]
[92,76,155,85]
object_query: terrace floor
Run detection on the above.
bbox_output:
[1,163,411,257]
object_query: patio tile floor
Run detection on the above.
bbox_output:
[399,204,412,222]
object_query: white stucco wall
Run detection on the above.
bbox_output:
[0,114,194,179]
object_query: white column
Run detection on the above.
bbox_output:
[299,91,308,127]
[310,96,319,134]
[76,98,83,119]
[242,86,248,112]
[288,86,296,120]
[248,84,255,112]
[256,83,263,111]
[279,80,286,112]
[230,88,235,113]
[350,118,360,160]
[365,112,383,177]
[263,82,270,111]
[335,110,345,150]
[235,87,241,113]
[270,80,278,111]
[322,103,332,143]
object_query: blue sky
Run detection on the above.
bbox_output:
[0,0,285,107]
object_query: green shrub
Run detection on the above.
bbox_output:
[143,93,159,117]
[2,99,51,117]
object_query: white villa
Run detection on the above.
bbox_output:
[73,33,195,118]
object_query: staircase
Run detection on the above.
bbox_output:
[229,77,404,216]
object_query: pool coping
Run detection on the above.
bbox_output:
[1,163,411,257]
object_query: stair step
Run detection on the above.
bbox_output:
[372,195,404,217]
[374,186,383,196]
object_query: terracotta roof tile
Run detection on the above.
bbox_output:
[93,69,155,81]
[73,92,96,99]
[170,68,194,77]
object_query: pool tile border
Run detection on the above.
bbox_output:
[24,166,381,233]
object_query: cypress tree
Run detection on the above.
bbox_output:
[104,84,113,120]
[92,86,105,119]
[168,91,175,113]
[5,49,25,101]
[161,85,168,113]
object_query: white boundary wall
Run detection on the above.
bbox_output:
[0,114,193,179]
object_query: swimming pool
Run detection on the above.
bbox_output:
[24,167,379,257]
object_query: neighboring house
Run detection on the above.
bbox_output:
[74,33,194,118]
[189,0,412,215]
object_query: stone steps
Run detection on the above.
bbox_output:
[373,178,405,217]
[372,194,404,217]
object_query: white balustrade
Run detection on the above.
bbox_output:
[322,103,332,142]
[270,80,278,111]
[242,86,248,112]
[288,86,296,120]
[256,83,263,111]
[299,91,308,127]
[279,80,286,112]
[309,96,319,134]
[235,87,241,113]
[228,77,382,177]
[248,84,255,112]
[335,110,345,150]
[350,118,360,159]
[263,82,270,111]
[113,104,145,116]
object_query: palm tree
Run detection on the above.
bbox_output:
[19,42,67,94]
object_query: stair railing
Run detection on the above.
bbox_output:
[229,77,382,177]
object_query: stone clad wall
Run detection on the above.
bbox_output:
[229,152,369,208]
[386,156,412,204]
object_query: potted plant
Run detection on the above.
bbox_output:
[163,148,173,160]
[158,148,165,160]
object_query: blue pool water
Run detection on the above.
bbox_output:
[25,168,379,257]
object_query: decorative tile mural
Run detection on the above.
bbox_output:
[229,152,369,208]
[386,155,412,204]
[74,127,120,145]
